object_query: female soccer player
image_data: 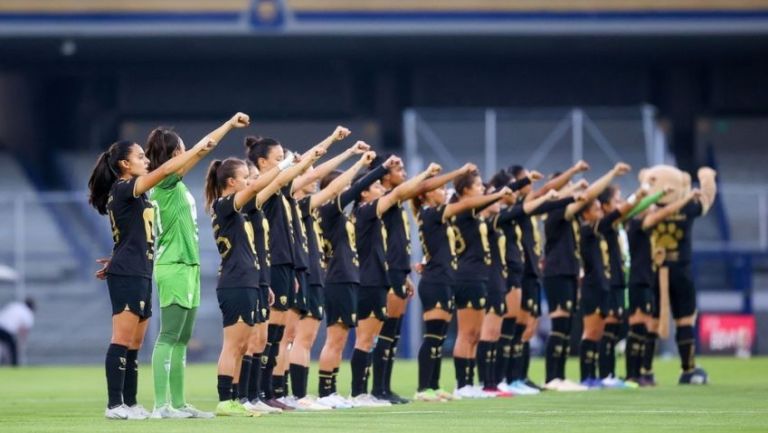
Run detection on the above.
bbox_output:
[145,113,250,419]
[88,133,221,419]
[450,170,513,399]
[287,146,375,410]
[203,155,289,417]
[542,162,630,391]
[349,160,442,406]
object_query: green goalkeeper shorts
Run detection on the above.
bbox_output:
[155,263,201,309]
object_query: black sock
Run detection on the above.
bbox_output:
[676,325,696,372]
[105,343,127,408]
[318,370,334,397]
[248,352,263,401]
[497,319,515,384]
[546,317,569,383]
[385,317,403,393]
[599,323,620,379]
[332,367,340,394]
[272,375,285,399]
[486,343,498,388]
[123,349,139,407]
[290,364,309,399]
[217,375,234,402]
[475,341,491,387]
[626,325,647,379]
[508,323,526,382]
[418,320,444,391]
[430,338,446,390]
[454,357,470,389]
[468,358,476,386]
[579,339,599,381]
[557,317,572,380]
[373,317,398,395]
[261,324,284,400]
[521,341,531,380]
[231,383,239,401]
[351,349,369,397]
[643,332,658,376]
[238,355,252,402]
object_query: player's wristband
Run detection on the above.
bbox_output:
[278,153,295,171]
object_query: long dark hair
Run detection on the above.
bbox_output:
[320,170,342,190]
[204,158,246,213]
[489,169,511,190]
[245,136,281,169]
[145,127,182,171]
[88,140,135,215]
[453,169,480,200]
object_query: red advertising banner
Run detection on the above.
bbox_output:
[699,314,756,356]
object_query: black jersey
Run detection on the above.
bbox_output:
[287,183,310,272]
[354,199,391,287]
[488,224,508,285]
[317,164,388,284]
[493,204,525,274]
[453,210,492,281]
[543,206,581,277]
[299,197,326,286]
[598,209,625,289]
[523,197,576,277]
[106,178,155,279]
[261,186,295,267]
[627,218,654,287]
[651,201,703,265]
[247,206,271,287]
[382,196,411,272]
[580,223,610,292]
[212,194,260,289]
[416,205,458,284]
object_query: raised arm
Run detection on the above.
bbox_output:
[338,158,391,208]
[310,151,375,210]
[697,167,718,214]
[411,163,476,198]
[642,189,701,230]
[377,162,442,215]
[564,162,631,220]
[234,165,283,211]
[255,153,302,204]
[178,113,250,177]
[292,127,357,191]
[277,145,328,195]
[523,189,560,214]
[529,160,590,199]
[444,187,513,219]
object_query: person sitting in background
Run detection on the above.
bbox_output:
[0,297,35,366]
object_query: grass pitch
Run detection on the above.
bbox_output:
[1,357,767,433]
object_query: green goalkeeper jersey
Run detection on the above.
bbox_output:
[149,174,200,266]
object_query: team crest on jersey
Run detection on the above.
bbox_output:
[139,301,145,310]
[566,300,573,310]
[479,298,486,307]
[280,295,288,306]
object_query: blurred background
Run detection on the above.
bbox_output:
[0,0,766,365]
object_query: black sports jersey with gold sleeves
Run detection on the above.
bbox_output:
[261,184,295,267]
[354,198,390,287]
[543,206,581,277]
[488,224,508,287]
[106,178,155,279]
[382,197,411,272]
[317,164,388,284]
[247,205,271,287]
[580,222,610,292]
[627,218,653,288]
[597,209,625,289]
[299,196,326,286]
[453,210,492,281]
[287,183,310,271]
[416,204,457,284]
[651,201,703,265]
[212,194,260,289]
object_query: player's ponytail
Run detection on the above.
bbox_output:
[88,140,134,215]
[205,158,247,214]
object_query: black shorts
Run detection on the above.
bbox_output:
[454,280,488,310]
[270,265,295,312]
[485,283,507,316]
[544,275,577,314]
[217,287,258,327]
[292,270,309,314]
[521,275,542,317]
[325,283,358,328]
[506,266,523,289]
[629,284,655,316]
[580,284,607,318]
[303,284,325,320]
[387,269,410,299]
[653,264,697,319]
[358,285,389,322]
[107,275,152,320]
[418,281,454,313]
[603,288,626,319]
[256,284,271,323]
